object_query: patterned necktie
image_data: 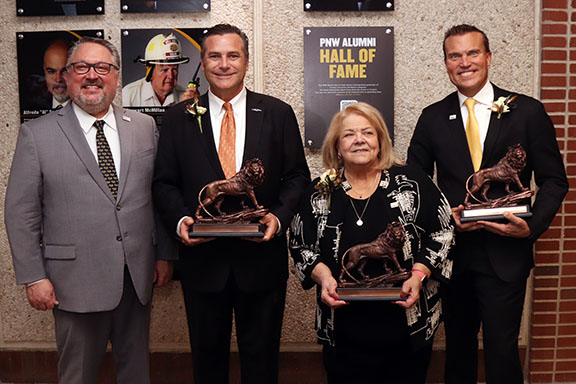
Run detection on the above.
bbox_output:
[94,120,119,198]
[464,98,482,172]
[218,102,236,179]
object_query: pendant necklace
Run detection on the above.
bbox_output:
[349,196,371,226]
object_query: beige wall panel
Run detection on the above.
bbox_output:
[0,0,537,351]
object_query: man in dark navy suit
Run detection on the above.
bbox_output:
[408,24,567,384]
[153,23,310,384]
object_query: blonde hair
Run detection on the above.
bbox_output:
[321,102,403,170]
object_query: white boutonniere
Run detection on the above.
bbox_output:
[185,98,207,133]
[314,168,342,207]
[489,95,517,119]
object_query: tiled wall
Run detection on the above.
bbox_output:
[530,0,576,382]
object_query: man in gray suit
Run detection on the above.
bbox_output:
[4,37,173,384]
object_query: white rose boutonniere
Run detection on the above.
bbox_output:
[489,95,517,119]
[185,98,207,133]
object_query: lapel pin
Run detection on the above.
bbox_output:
[251,108,262,112]
[122,116,131,122]
[449,114,457,120]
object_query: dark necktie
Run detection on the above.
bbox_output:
[94,120,119,198]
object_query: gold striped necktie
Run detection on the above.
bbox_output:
[218,102,236,179]
[94,120,119,198]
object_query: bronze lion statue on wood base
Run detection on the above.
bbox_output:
[339,222,407,286]
[464,144,530,207]
[195,158,266,222]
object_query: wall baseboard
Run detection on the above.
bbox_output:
[0,348,525,383]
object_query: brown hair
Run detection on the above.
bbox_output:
[443,24,490,60]
[201,23,249,60]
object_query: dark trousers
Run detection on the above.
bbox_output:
[53,268,151,384]
[322,301,432,384]
[444,263,526,384]
[180,275,286,384]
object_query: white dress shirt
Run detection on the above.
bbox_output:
[122,77,186,107]
[52,98,70,109]
[457,81,494,150]
[208,87,247,173]
[72,102,121,176]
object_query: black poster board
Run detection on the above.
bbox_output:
[121,28,206,128]
[17,30,104,123]
[16,0,104,16]
[304,0,394,11]
[121,0,210,13]
[304,27,394,148]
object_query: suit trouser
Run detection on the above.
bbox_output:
[180,274,286,384]
[443,262,526,384]
[53,268,151,384]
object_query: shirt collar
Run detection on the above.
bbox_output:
[208,87,247,115]
[72,102,116,134]
[141,80,175,106]
[52,98,70,109]
[457,81,494,108]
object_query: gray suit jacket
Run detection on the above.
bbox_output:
[5,103,174,313]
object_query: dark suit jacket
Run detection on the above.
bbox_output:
[408,84,567,282]
[153,90,310,292]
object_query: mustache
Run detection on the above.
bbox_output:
[50,82,67,89]
[81,79,103,87]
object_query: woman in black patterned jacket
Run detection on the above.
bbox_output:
[290,102,454,383]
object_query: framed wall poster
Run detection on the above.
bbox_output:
[304,0,393,11]
[17,30,104,122]
[303,27,394,148]
[121,0,209,13]
[16,0,104,16]
[121,28,207,128]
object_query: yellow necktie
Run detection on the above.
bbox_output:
[464,98,482,172]
[218,102,236,179]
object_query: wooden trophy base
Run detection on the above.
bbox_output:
[336,287,406,302]
[189,223,264,238]
[461,204,532,223]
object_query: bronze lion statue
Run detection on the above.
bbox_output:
[195,158,265,219]
[464,144,528,207]
[339,222,406,284]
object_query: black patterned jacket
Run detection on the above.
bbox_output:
[289,164,454,350]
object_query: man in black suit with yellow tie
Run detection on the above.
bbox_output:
[408,24,567,383]
[153,24,310,383]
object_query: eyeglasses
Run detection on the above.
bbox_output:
[67,62,119,75]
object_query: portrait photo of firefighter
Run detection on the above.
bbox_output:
[122,31,202,107]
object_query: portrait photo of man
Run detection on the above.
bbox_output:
[121,29,205,110]
[17,30,103,122]
[42,39,72,109]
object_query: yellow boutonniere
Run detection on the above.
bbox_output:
[489,95,517,119]
[185,99,207,133]
[314,168,343,207]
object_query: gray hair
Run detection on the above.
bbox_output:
[67,37,121,67]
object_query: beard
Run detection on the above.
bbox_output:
[51,83,69,103]
[70,79,116,116]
